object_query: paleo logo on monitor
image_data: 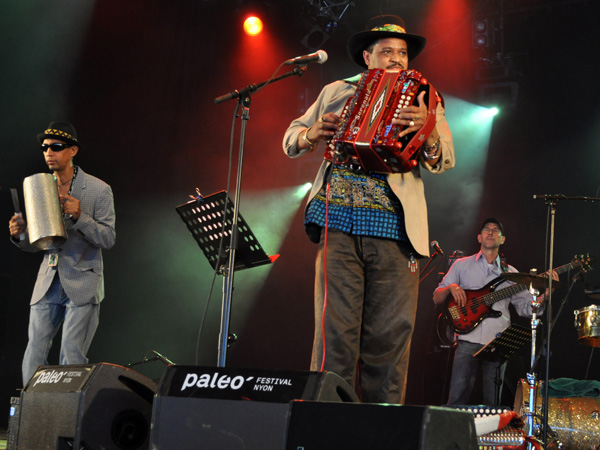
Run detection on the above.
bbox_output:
[26,365,94,393]
[159,366,310,402]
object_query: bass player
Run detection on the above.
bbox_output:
[433,218,556,406]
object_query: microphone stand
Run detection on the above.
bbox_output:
[532,194,600,447]
[211,65,307,368]
[531,273,581,371]
[525,281,542,447]
[419,250,442,282]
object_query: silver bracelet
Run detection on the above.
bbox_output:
[423,137,441,159]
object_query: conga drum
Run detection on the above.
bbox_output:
[514,379,600,449]
[574,305,600,348]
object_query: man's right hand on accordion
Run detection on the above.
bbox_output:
[392,90,442,164]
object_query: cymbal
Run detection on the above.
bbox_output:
[501,272,561,290]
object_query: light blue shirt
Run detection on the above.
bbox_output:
[435,251,534,344]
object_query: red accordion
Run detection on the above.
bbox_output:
[325,69,439,173]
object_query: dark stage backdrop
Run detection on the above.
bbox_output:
[1,0,599,426]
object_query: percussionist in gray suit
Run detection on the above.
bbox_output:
[8,122,116,386]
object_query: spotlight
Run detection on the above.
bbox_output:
[478,82,519,109]
[474,106,500,121]
[295,183,313,199]
[243,16,263,36]
[472,19,490,49]
[487,107,500,117]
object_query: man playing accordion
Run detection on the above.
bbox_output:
[283,14,455,404]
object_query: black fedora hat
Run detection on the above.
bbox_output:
[347,15,427,68]
[37,122,79,147]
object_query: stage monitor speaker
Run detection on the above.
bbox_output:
[149,365,359,449]
[16,363,157,450]
[285,401,478,450]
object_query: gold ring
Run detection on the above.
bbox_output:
[318,116,324,123]
[414,115,419,121]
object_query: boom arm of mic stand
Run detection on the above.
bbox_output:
[533,194,600,203]
[213,66,307,104]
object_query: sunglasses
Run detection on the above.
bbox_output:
[41,143,71,152]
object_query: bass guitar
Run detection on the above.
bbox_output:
[444,254,593,334]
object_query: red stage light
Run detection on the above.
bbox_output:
[243,16,263,36]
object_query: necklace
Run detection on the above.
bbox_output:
[56,166,79,196]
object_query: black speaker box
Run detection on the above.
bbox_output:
[149,366,477,450]
[6,396,20,450]
[149,365,359,449]
[15,363,157,450]
[285,401,478,450]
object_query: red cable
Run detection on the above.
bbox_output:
[320,182,330,371]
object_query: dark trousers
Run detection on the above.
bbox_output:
[310,229,419,404]
[447,340,507,406]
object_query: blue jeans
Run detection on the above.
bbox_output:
[22,275,100,386]
[447,340,506,406]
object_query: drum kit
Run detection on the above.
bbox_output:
[502,268,600,450]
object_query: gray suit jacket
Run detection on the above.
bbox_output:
[16,167,116,306]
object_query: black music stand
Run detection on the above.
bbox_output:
[474,324,532,405]
[176,190,277,366]
[176,191,275,273]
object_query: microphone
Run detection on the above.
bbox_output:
[431,240,444,256]
[144,350,174,365]
[126,350,174,368]
[284,50,328,65]
[152,351,174,365]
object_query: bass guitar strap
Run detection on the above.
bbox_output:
[500,256,510,274]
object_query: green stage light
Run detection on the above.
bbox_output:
[295,182,313,199]
[487,106,499,117]
[470,104,500,124]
